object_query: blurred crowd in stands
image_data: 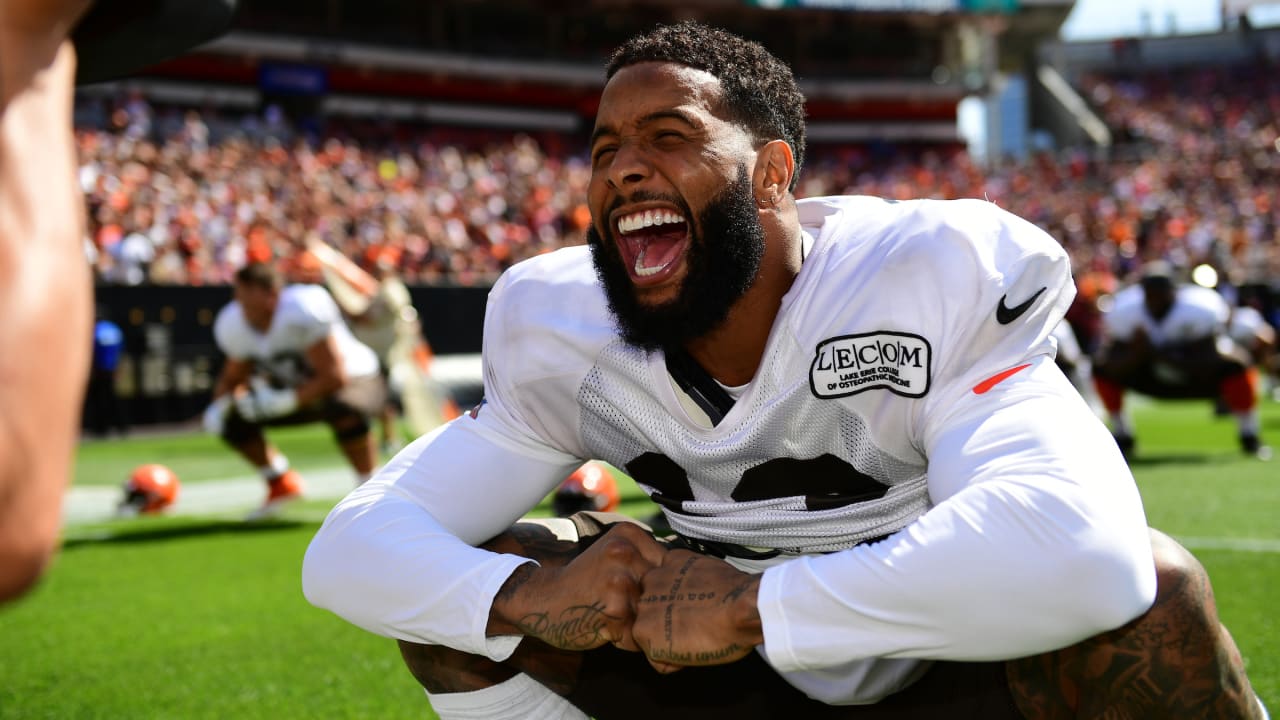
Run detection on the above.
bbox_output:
[77,63,1280,351]
[77,92,591,289]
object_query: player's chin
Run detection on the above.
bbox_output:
[631,281,684,310]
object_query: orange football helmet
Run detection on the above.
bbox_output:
[552,462,620,517]
[119,464,181,515]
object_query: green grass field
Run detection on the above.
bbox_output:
[1,399,1276,718]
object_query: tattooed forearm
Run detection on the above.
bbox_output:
[484,523,581,567]
[518,602,620,650]
[494,563,536,604]
[1009,531,1263,719]
[398,640,517,694]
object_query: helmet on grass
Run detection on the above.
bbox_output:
[552,462,620,517]
[118,464,181,516]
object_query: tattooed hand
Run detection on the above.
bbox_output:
[487,522,668,653]
[632,549,763,673]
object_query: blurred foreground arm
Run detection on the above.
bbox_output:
[0,0,94,603]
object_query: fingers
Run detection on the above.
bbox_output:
[602,521,670,568]
[501,522,672,654]
[611,625,641,653]
[590,523,669,586]
[498,525,658,653]
[648,659,684,674]
[573,524,669,652]
[630,550,761,670]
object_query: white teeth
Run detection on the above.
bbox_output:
[634,248,662,276]
[617,208,685,235]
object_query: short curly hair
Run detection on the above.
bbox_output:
[606,21,807,191]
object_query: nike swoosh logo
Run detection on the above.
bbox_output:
[996,286,1048,325]
[972,363,1032,394]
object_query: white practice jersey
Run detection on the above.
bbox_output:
[214,284,381,386]
[1102,283,1229,347]
[304,196,1155,705]
[1229,305,1276,348]
[1051,320,1084,368]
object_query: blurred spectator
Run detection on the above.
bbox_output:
[77,106,593,287]
[85,308,129,438]
[74,64,1276,365]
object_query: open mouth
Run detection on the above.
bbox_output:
[613,207,691,286]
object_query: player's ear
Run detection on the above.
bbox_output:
[753,140,795,207]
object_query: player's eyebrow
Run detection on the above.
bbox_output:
[590,109,701,149]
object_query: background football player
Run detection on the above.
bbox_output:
[1092,261,1269,459]
[304,238,460,450]
[201,261,387,519]
[1228,286,1278,400]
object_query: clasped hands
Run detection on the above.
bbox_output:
[491,523,764,674]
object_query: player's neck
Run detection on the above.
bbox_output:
[684,295,778,386]
[683,222,803,386]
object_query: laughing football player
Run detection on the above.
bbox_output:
[305,21,1267,720]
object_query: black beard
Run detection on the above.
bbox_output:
[588,165,765,352]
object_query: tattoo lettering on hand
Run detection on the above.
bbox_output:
[639,589,719,604]
[648,643,744,666]
[722,579,752,605]
[668,555,696,595]
[517,602,618,651]
[640,555,718,607]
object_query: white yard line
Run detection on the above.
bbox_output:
[63,466,359,526]
[65,355,489,527]
[65,478,1280,556]
[1175,536,1280,554]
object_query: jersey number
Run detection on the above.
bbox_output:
[625,452,888,511]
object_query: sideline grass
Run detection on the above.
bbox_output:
[2,399,1275,717]
[74,425,351,487]
[1,510,424,720]
[1120,399,1280,706]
